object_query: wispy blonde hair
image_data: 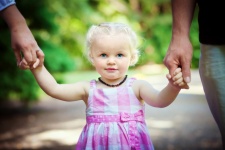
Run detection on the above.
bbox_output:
[85,22,140,66]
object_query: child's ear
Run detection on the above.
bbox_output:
[88,52,94,65]
[90,58,94,65]
[129,50,139,66]
[89,56,95,65]
[129,55,135,66]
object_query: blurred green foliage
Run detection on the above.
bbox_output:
[0,0,200,103]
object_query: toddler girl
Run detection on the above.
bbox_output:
[20,22,188,150]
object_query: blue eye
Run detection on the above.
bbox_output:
[117,54,123,58]
[100,54,107,57]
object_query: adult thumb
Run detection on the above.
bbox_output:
[181,62,191,83]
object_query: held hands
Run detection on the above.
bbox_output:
[12,27,45,68]
[18,50,43,70]
[163,37,193,84]
[1,5,45,68]
[166,68,189,89]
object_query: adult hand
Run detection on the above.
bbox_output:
[166,67,189,89]
[11,25,45,67]
[18,49,44,70]
[163,36,193,84]
[1,5,44,67]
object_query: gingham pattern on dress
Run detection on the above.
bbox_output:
[76,78,154,150]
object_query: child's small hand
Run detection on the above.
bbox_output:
[166,68,189,89]
[19,58,29,70]
[19,57,40,70]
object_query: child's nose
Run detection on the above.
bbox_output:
[107,57,115,64]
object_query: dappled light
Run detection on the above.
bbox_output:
[0,0,200,102]
[0,0,221,149]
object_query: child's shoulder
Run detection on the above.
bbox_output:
[72,80,92,89]
[130,78,150,87]
[130,78,148,83]
[73,80,95,94]
[80,80,94,86]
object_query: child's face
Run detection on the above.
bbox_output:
[90,34,132,81]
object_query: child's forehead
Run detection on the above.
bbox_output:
[93,34,131,46]
[91,35,132,53]
[92,46,131,55]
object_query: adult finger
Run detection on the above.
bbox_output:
[36,50,45,66]
[14,49,22,66]
[22,49,33,65]
[180,60,191,83]
[178,82,189,89]
[163,55,179,77]
[30,47,37,64]
[183,84,190,89]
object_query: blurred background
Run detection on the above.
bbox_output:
[0,0,222,150]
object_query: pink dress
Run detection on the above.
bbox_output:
[76,78,154,150]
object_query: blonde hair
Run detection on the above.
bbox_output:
[85,22,140,66]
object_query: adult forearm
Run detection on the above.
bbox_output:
[1,5,27,31]
[171,0,196,38]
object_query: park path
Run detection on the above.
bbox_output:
[0,69,223,150]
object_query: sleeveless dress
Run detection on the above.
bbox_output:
[76,78,154,150]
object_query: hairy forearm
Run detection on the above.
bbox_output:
[171,0,196,38]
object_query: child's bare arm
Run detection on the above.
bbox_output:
[19,58,88,102]
[138,68,188,107]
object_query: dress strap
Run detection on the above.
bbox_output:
[90,80,96,89]
[127,77,136,87]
